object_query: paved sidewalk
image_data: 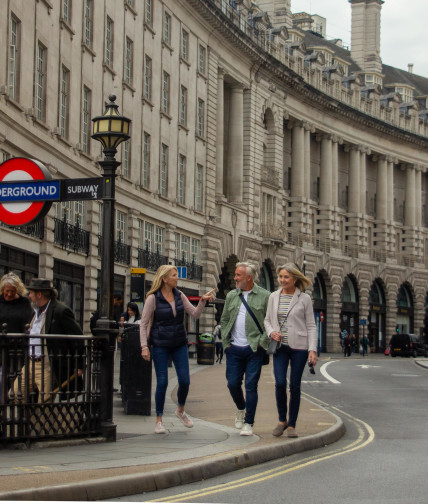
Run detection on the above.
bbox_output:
[0,354,347,501]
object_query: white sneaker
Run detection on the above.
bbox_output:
[175,409,194,428]
[154,421,166,434]
[235,409,245,429]
[240,423,253,436]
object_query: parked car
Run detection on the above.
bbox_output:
[389,333,428,357]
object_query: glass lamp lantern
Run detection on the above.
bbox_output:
[92,94,131,154]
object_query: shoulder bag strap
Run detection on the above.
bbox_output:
[238,293,263,335]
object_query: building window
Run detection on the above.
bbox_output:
[62,0,71,24]
[155,226,164,253]
[122,140,130,177]
[105,16,113,67]
[145,0,153,26]
[191,238,200,264]
[116,210,127,242]
[198,45,206,74]
[125,37,133,85]
[163,12,171,45]
[1,150,10,162]
[180,86,187,126]
[195,164,203,212]
[82,86,91,154]
[9,15,21,100]
[162,71,170,114]
[60,65,70,138]
[181,235,190,262]
[55,201,84,226]
[84,0,93,47]
[181,30,189,60]
[160,143,168,197]
[144,55,152,101]
[145,222,154,251]
[142,132,150,188]
[178,155,186,205]
[36,42,47,122]
[138,219,144,249]
[197,98,205,137]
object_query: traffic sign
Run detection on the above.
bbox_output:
[320,312,324,323]
[360,318,367,326]
[0,158,53,226]
[177,266,187,279]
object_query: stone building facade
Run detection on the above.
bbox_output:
[1,0,428,352]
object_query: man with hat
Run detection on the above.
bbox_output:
[12,278,84,404]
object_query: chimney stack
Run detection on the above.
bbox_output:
[408,63,414,74]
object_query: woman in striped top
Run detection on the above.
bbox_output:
[264,263,317,438]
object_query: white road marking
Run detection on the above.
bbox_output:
[320,361,341,384]
[356,365,381,369]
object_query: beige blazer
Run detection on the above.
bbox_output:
[264,288,317,352]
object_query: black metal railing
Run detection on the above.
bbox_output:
[1,220,45,240]
[97,236,131,265]
[0,331,106,445]
[174,256,203,281]
[54,217,90,255]
[137,246,169,271]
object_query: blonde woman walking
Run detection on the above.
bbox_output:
[140,265,215,434]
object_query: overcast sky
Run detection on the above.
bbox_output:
[291,0,428,78]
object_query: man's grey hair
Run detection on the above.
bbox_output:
[235,262,259,283]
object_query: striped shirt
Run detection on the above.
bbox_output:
[278,294,293,346]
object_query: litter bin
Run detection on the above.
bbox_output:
[121,324,152,415]
[197,333,215,365]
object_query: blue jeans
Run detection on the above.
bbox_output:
[225,344,264,425]
[273,345,308,428]
[151,344,190,417]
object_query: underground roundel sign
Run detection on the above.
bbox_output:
[0,158,53,226]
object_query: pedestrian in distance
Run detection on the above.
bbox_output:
[361,334,369,357]
[344,331,351,357]
[140,265,216,434]
[221,262,270,436]
[213,322,223,363]
[264,263,317,438]
[0,272,34,403]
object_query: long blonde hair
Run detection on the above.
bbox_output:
[146,265,178,299]
[277,263,311,291]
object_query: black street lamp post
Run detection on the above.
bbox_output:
[92,94,131,440]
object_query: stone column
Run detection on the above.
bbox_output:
[360,148,368,214]
[387,157,394,221]
[227,84,244,203]
[376,156,388,221]
[216,68,225,196]
[304,124,311,199]
[331,136,339,207]
[319,134,332,205]
[415,165,423,227]
[405,164,416,226]
[348,145,360,213]
[291,121,305,197]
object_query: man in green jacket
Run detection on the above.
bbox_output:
[221,262,270,436]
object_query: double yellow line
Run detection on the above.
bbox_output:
[149,401,375,503]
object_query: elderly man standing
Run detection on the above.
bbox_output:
[221,262,270,436]
[12,278,83,404]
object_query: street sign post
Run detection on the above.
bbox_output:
[0,157,105,227]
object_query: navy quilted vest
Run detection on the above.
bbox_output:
[150,288,187,347]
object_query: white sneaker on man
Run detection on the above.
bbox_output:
[240,423,253,436]
[235,409,245,429]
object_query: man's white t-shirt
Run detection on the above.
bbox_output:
[231,290,252,347]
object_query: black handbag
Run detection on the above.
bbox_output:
[238,293,270,365]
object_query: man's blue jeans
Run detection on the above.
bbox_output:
[225,344,264,425]
[151,344,190,417]
[273,345,308,428]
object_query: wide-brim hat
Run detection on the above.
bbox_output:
[27,278,57,295]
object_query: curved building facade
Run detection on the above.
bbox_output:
[1,0,427,351]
